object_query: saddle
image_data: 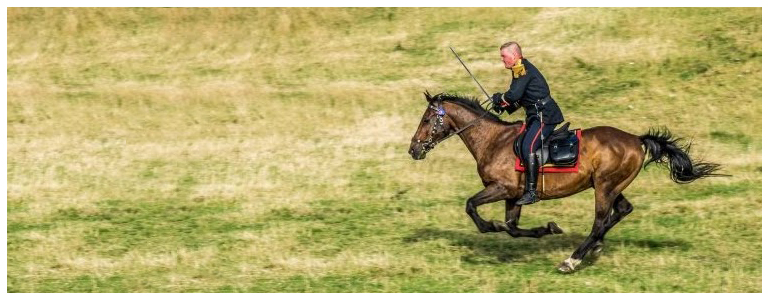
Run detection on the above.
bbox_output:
[513,122,582,172]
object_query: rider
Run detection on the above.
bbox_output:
[491,41,564,206]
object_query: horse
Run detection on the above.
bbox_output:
[407,92,721,272]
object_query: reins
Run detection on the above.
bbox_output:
[422,99,497,150]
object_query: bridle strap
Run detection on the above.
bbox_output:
[427,102,496,146]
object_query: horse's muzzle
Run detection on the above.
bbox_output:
[408,144,427,160]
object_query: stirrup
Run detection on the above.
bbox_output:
[516,191,539,205]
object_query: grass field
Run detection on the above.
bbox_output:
[6,8,762,292]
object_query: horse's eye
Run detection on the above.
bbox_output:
[423,119,429,123]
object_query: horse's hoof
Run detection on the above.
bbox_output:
[547,222,564,234]
[557,258,581,273]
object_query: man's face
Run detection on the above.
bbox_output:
[500,48,517,69]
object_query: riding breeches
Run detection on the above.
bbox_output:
[522,117,556,160]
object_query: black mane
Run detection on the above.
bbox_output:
[430,93,520,125]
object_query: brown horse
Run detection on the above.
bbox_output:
[407,92,721,272]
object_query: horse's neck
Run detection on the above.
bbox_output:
[447,105,508,163]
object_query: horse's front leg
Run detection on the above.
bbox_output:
[503,199,563,238]
[465,184,508,233]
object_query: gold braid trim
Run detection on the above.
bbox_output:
[511,59,527,79]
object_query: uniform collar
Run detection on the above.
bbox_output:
[512,59,527,79]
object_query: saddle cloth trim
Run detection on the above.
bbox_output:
[514,128,582,173]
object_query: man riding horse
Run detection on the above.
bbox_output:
[408,44,721,272]
[491,41,564,206]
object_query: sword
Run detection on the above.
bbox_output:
[449,46,493,106]
[431,46,497,142]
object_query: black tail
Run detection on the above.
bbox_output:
[640,127,723,184]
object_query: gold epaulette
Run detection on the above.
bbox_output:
[512,59,527,79]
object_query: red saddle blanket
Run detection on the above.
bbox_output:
[514,128,582,173]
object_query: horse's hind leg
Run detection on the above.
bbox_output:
[558,185,615,273]
[503,199,563,238]
[558,179,638,272]
[591,193,634,254]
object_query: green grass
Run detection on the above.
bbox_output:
[7,8,761,292]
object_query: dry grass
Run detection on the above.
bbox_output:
[7,8,761,292]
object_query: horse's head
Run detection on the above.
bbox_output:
[408,91,454,160]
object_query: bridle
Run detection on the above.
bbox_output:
[415,103,447,153]
[417,100,496,155]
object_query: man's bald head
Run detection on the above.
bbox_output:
[500,41,522,57]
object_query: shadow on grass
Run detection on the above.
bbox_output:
[403,227,584,264]
[578,237,692,271]
[403,227,692,265]
[614,237,693,251]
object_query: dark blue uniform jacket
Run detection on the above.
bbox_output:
[503,58,564,125]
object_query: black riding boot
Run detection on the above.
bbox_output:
[516,153,540,205]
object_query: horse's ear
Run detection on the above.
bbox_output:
[423,90,432,102]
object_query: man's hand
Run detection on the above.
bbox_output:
[491,93,509,113]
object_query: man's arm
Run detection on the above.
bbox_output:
[503,100,522,114]
[503,73,532,103]
[491,93,522,114]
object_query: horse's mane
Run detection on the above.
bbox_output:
[430,93,521,126]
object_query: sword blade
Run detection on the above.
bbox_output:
[449,46,493,105]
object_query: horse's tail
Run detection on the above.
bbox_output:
[639,127,723,184]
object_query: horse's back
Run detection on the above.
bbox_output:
[582,126,643,149]
[581,126,645,173]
